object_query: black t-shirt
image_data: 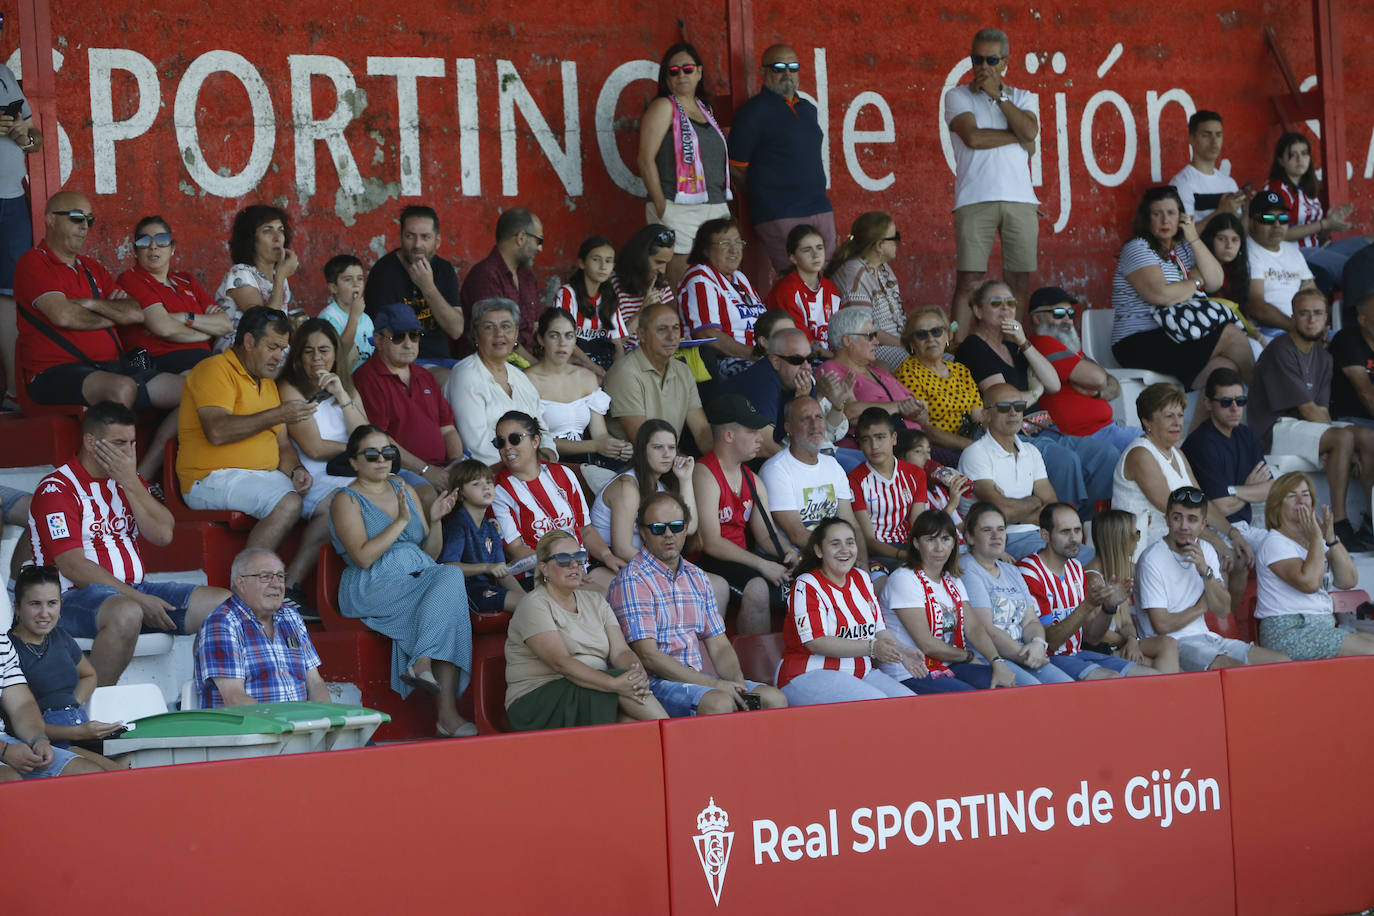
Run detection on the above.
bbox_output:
[1328,326,1374,421]
[955,334,1030,391]
[363,250,462,360]
[1181,420,1263,524]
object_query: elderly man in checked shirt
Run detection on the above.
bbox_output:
[194,548,330,708]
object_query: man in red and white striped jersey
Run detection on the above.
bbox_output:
[28,401,230,684]
[849,408,927,570]
[1015,502,1155,679]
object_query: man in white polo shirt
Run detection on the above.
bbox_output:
[958,382,1069,560]
[1136,486,1287,670]
[945,27,1039,336]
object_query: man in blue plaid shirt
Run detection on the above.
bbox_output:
[194,548,330,708]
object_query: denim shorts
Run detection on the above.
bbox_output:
[0,732,81,778]
[41,706,87,749]
[0,194,32,294]
[59,579,197,638]
[649,676,767,718]
[0,483,27,521]
[1049,649,1136,680]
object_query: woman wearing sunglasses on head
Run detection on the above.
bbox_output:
[492,411,624,591]
[825,211,909,368]
[116,215,231,375]
[894,306,984,455]
[329,424,475,738]
[505,529,668,731]
[1110,185,1253,391]
[637,43,732,288]
[608,224,678,347]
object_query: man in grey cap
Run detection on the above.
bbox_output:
[692,394,799,634]
[1025,285,1142,457]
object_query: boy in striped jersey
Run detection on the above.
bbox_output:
[849,408,927,570]
[1015,503,1156,679]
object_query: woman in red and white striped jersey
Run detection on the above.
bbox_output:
[492,411,624,590]
[778,518,925,706]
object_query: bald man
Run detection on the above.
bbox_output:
[14,191,183,415]
[957,382,1075,560]
[727,43,834,274]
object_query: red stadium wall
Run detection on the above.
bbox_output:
[10,0,1373,314]
[7,661,1374,914]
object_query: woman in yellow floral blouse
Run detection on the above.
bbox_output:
[894,307,985,453]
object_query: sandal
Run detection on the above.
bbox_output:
[435,720,478,738]
[401,668,440,695]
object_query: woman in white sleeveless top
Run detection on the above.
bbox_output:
[1112,383,1202,559]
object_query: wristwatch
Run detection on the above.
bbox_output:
[1200,567,1215,582]
[999,91,1010,103]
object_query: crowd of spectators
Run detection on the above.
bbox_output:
[2,27,1373,775]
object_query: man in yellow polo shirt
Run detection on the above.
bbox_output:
[178,307,322,606]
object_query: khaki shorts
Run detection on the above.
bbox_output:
[953,200,1039,273]
[1271,417,1349,465]
[647,200,731,255]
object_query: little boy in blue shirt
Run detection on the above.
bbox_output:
[440,460,524,612]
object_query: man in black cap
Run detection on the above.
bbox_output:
[691,394,799,634]
[1245,190,1318,338]
[1026,286,1142,457]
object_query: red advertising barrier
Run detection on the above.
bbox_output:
[0,721,669,915]
[1222,656,1374,916]
[660,675,1235,915]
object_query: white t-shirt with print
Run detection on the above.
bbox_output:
[759,449,852,530]
[1247,238,1314,321]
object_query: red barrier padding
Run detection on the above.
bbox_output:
[1223,656,1374,915]
[0,721,669,914]
[660,675,1234,914]
[0,413,79,467]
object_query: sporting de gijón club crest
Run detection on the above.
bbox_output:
[693,797,734,906]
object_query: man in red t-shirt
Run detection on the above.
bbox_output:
[28,401,230,684]
[14,190,183,413]
[1026,286,1142,457]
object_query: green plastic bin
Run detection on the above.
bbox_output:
[249,702,389,750]
[106,709,296,768]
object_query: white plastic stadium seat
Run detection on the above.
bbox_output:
[87,684,168,724]
[1080,308,1172,428]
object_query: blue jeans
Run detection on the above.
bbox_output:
[1086,423,1144,458]
[1048,650,1136,680]
[0,194,32,294]
[59,580,198,638]
[41,706,87,749]
[832,448,866,474]
[781,669,916,706]
[901,673,976,694]
[1031,429,1116,518]
[951,651,1074,687]
[649,676,768,717]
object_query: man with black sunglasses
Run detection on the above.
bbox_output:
[609,491,787,716]
[946,28,1039,336]
[1026,286,1142,457]
[1245,191,1317,336]
[726,44,833,275]
[1183,367,1274,561]
[13,190,183,414]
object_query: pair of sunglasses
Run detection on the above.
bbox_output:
[383,329,421,342]
[1169,486,1206,506]
[774,354,809,366]
[970,54,1004,66]
[1215,396,1248,408]
[666,64,698,76]
[766,62,801,73]
[848,330,879,341]
[909,326,946,341]
[993,401,1028,414]
[547,549,589,568]
[653,228,676,248]
[134,232,174,249]
[357,446,399,463]
[1255,212,1291,225]
[492,431,532,450]
[52,209,95,226]
[1034,306,1075,319]
[644,520,687,536]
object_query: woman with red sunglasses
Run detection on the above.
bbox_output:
[637,42,732,287]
